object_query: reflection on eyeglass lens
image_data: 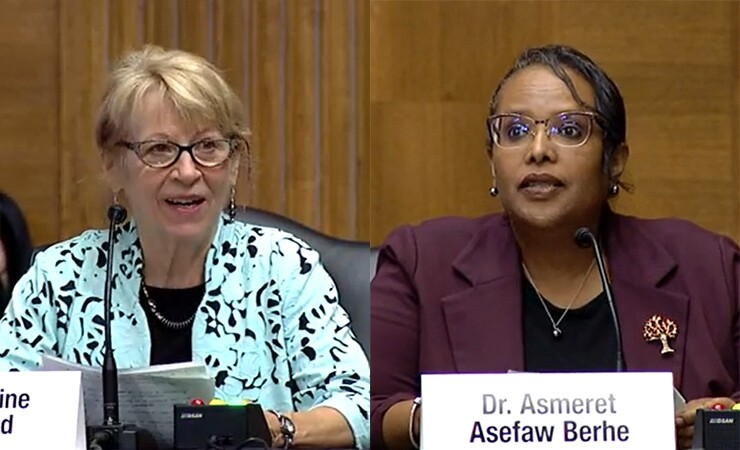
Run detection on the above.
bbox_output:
[491,112,593,148]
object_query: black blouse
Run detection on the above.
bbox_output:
[522,277,619,373]
[139,283,204,365]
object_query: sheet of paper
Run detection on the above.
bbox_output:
[673,387,686,410]
[40,355,215,448]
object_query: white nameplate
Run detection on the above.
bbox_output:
[0,371,84,449]
[422,372,675,449]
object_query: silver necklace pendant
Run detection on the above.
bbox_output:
[521,261,596,343]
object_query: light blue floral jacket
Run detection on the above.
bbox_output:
[0,215,370,448]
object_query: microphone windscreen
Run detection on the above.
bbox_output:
[107,205,128,224]
[574,227,593,248]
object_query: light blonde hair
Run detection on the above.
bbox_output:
[95,45,250,159]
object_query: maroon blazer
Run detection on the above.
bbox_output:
[370,211,740,449]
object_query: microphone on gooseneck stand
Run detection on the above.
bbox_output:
[103,205,126,427]
[574,227,624,372]
[86,205,157,450]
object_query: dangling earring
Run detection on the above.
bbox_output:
[609,184,620,197]
[489,186,499,197]
[229,186,236,222]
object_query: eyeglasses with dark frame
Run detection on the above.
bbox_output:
[117,138,240,168]
[487,111,601,149]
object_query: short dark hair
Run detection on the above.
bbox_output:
[486,45,627,174]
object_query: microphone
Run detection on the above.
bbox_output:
[87,205,156,450]
[103,205,126,425]
[574,227,624,372]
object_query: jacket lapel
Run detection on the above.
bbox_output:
[606,214,688,385]
[441,216,525,373]
[438,212,690,381]
[73,220,150,368]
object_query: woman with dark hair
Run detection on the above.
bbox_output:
[370,45,739,450]
[0,192,32,312]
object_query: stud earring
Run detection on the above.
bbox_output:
[609,184,620,197]
[489,186,499,197]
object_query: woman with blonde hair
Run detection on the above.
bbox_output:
[0,46,369,449]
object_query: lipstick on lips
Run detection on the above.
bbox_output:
[518,173,564,198]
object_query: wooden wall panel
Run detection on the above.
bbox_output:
[249,0,284,214]
[285,1,319,228]
[110,0,143,58]
[178,0,211,58]
[356,0,370,241]
[59,0,108,236]
[145,0,178,48]
[0,0,368,248]
[0,0,60,245]
[369,0,740,245]
[214,0,251,201]
[556,0,739,241]
[320,0,352,238]
[213,0,249,115]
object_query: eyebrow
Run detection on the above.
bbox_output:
[192,129,221,139]
[495,109,591,118]
[496,109,531,116]
[140,129,221,142]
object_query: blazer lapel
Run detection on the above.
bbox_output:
[441,216,525,373]
[607,214,689,386]
[437,212,690,381]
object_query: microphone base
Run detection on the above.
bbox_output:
[86,423,158,450]
[173,403,271,450]
[693,409,740,449]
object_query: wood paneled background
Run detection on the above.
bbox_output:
[370,0,740,245]
[2,0,738,248]
[0,0,369,245]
